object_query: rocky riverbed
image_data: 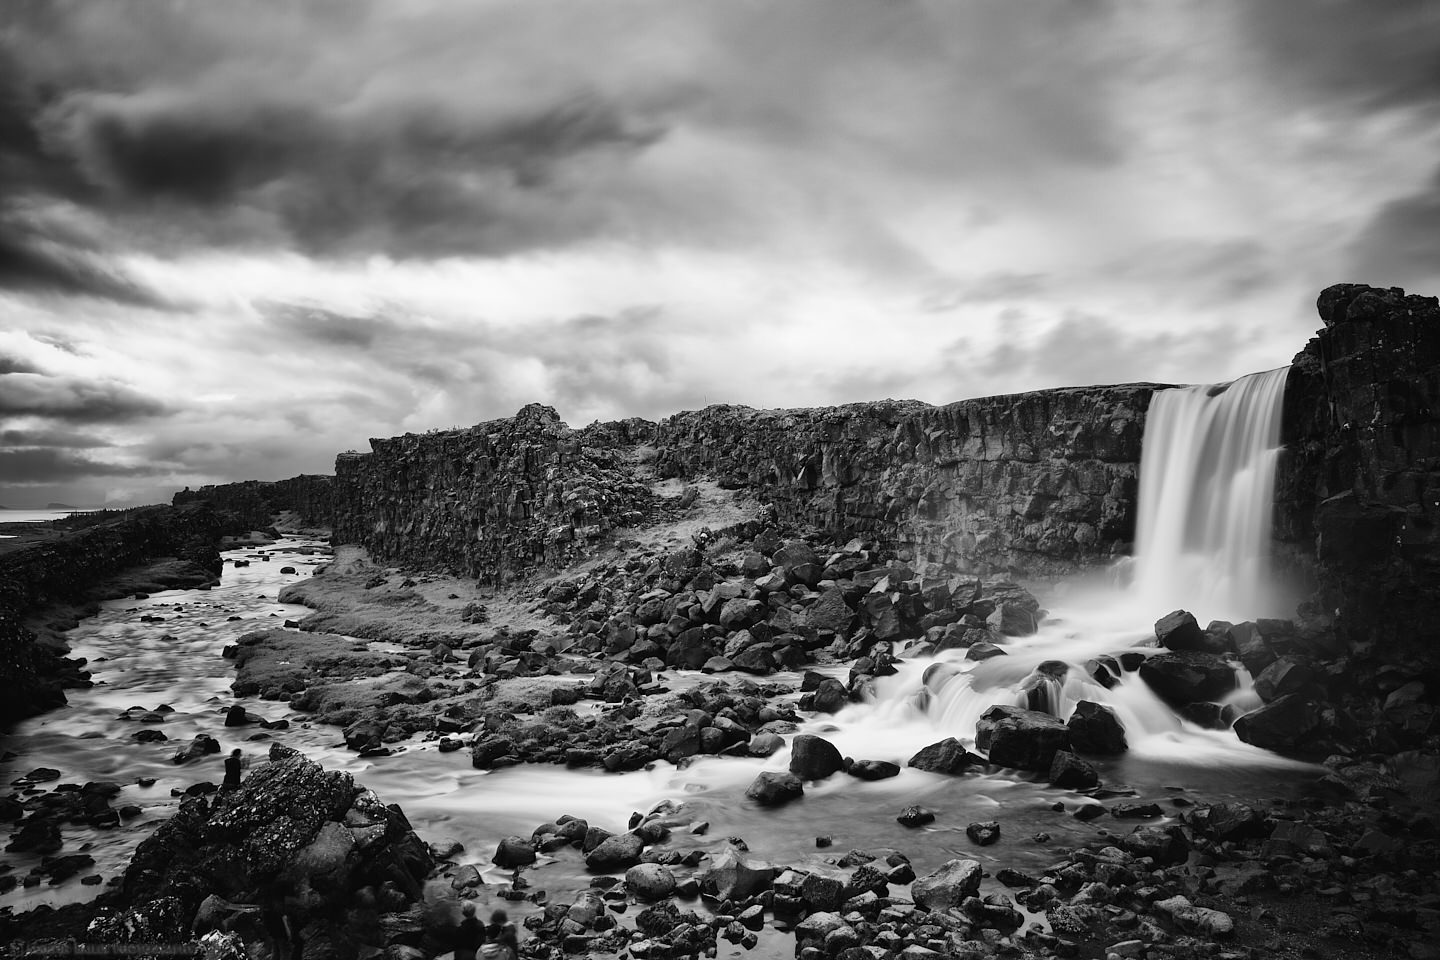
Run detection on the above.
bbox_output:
[4,499,1435,960]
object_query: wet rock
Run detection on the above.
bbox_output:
[805,589,855,637]
[1184,802,1266,842]
[965,642,1008,661]
[1121,825,1189,865]
[789,734,844,780]
[1226,621,1277,676]
[171,734,221,765]
[897,805,936,827]
[1154,610,1205,651]
[1233,694,1322,752]
[988,602,1038,637]
[585,832,645,871]
[1111,802,1163,819]
[1066,700,1127,754]
[1137,651,1237,706]
[1253,657,1319,703]
[912,858,983,911]
[6,818,61,853]
[966,821,1001,845]
[625,863,677,901]
[747,732,784,757]
[701,848,774,901]
[847,759,900,781]
[907,737,982,774]
[492,836,536,869]
[975,705,1071,771]
[810,678,848,713]
[745,771,804,806]
[1048,751,1099,789]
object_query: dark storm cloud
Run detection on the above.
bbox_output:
[0,374,169,423]
[0,208,170,305]
[0,447,163,483]
[1349,165,1440,288]
[263,303,388,349]
[1239,1,1440,113]
[0,427,111,448]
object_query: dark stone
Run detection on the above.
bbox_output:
[847,760,901,781]
[975,705,1071,771]
[492,836,537,868]
[811,678,848,714]
[1253,657,1319,703]
[1138,652,1237,706]
[1048,751,1099,789]
[1154,610,1205,651]
[907,737,981,775]
[745,771,804,806]
[584,832,646,871]
[966,821,1000,845]
[897,805,936,827]
[789,734,844,781]
[1232,694,1323,753]
[1066,701,1127,754]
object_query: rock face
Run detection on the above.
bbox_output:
[1279,283,1440,688]
[77,751,432,957]
[173,475,333,528]
[975,705,1072,771]
[0,503,237,724]
[331,389,1160,583]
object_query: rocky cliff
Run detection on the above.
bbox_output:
[172,474,334,528]
[329,388,1162,584]
[652,386,1162,576]
[1282,284,1440,677]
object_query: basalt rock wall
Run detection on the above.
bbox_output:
[1281,283,1440,675]
[652,386,1162,577]
[331,403,657,582]
[173,474,334,528]
[332,387,1163,583]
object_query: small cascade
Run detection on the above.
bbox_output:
[862,366,1295,756]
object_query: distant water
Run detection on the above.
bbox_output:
[0,508,97,539]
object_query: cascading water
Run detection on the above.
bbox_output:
[854,366,1296,758]
[1131,367,1292,621]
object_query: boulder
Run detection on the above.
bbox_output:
[1253,657,1318,703]
[1232,694,1322,753]
[491,836,536,869]
[987,603,1038,637]
[805,589,856,637]
[701,848,775,901]
[1138,652,1237,706]
[748,732,785,757]
[1226,621,1277,676]
[1154,610,1205,651]
[788,734,844,780]
[975,705,1071,771]
[897,805,935,827]
[966,821,1001,845]
[907,737,982,774]
[1066,701,1127,754]
[1048,751,1099,789]
[911,858,983,911]
[667,628,719,670]
[847,760,901,781]
[745,771,804,806]
[1155,896,1234,938]
[719,598,765,630]
[811,678,848,713]
[584,832,646,871]
[625,863,677,901]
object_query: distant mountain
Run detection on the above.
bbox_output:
[45,502,78,510]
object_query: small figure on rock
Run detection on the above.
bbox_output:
[454,901,487,960]
[223,749,243,790]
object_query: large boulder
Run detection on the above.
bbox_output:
[788,735,844,781]
[88,752,432,960]
[1048,751,1099,789]
[811,678,849,713]
[701,848,775,901]
[1066,700,1128,754]
[1226,621,1277,676]
[745,771,804,806]
[584,832,646,871]
[805,589,856,637]
[1154,610,1205,651]
[1233,695,1323,753]
[1138,652,1237,706]
[1253,657,1319,703]
[773,542,823,587]
[907,737,982,775]
[625,863,677,901]
[911,858,983,911]
[975,705,1071,771]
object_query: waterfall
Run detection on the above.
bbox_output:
[852,366,1295,756]
[1131,367,1291,621]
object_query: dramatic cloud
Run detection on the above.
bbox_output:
[0,373,169,423]
[1,0,1436,504]
[0,447,165,483]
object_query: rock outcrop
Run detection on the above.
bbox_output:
[173,475,334,528]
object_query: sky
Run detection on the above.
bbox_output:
[2,1,1439,508]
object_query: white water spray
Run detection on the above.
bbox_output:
[1131,367,1291,621]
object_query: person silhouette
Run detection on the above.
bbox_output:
[454,901,486,960]
[223,749,243,790]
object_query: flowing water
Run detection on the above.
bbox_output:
[1,369,1321,946]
